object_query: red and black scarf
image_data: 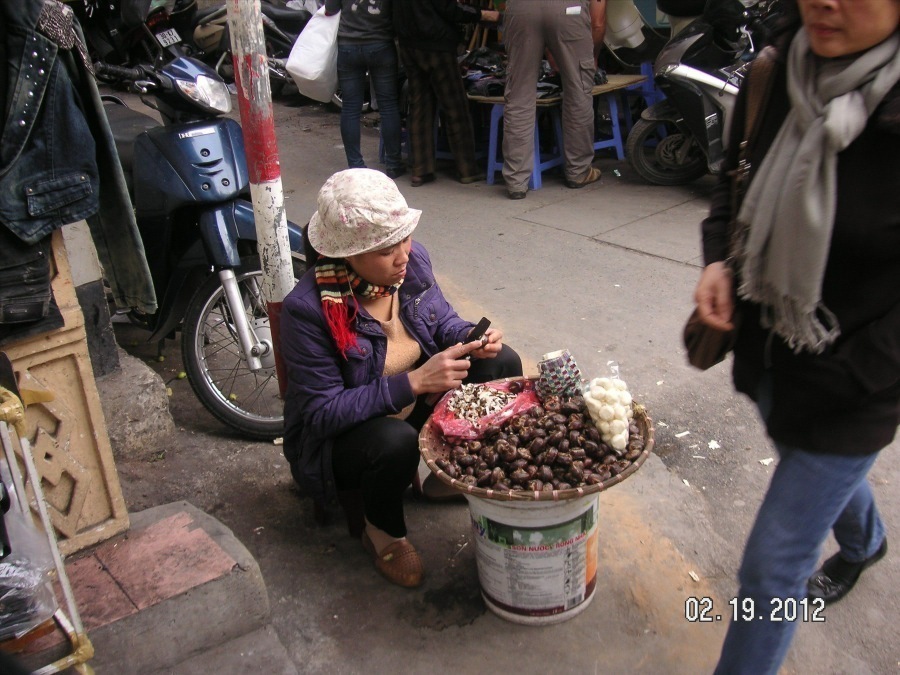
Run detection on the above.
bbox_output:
[315,256,402,358]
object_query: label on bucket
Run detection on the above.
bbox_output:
[469,499,599,617]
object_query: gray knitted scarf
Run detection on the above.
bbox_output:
[736,28,900,353]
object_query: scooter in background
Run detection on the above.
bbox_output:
[97,56,306,439]
[189,1,311,96]
[72,0,198,83]
[626,0,781,185]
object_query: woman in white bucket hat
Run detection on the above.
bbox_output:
[281,169,522,587]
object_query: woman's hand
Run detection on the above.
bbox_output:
[468,327,503,360]
[694,262,735,331]
[480,9,500,22]
[408,342,482,395]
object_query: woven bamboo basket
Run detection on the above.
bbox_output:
[418,377,654,502]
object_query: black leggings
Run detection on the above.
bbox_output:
[331,344,523,537]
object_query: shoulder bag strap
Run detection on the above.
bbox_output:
[731,46,778,209]
[726,47,779,263]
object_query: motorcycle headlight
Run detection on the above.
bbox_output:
[175,75,232,114]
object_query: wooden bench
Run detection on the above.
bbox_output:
[468,73,646,189]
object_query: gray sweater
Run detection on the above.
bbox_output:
[324,0,394,43]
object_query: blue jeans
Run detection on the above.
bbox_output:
[336,41,402,172]
[715,375,886,674]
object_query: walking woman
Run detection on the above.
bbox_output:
[692,0,900,672]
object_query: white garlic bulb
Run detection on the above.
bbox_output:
[583,376,633,452]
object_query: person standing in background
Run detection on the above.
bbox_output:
[591,0,607,63]
[325,0,405,179]
[393,0,500,187]
[501,0,603,199]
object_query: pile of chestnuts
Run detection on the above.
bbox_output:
[433,394,647,494]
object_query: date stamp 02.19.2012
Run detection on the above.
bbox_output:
[685,596,826,623]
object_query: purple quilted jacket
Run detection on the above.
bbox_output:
[280,241,475,507]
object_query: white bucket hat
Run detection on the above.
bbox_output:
[307,169,421,258]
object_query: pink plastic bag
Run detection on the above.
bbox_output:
[431,380,540,441]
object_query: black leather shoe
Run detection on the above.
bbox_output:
[807,538,887,604]
[385,166,406,179]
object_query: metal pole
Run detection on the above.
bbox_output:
[225,0,296,397]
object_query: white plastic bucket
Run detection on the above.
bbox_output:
[465,493,600,625]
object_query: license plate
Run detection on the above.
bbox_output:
[156,28,182,47]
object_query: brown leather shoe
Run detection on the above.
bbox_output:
[362,532,424,588]
[565,166,602,189]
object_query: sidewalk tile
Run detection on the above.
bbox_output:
[93,511,237,610]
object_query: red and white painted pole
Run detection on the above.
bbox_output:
[225,0,296,397]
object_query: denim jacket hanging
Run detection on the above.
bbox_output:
[0,0,156,314]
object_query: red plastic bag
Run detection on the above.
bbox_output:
[431,380,540,440]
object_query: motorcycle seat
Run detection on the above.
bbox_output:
[193,6,222,23]
[103,101,161,195]
[657,0,706,18]
[261,5,310,36]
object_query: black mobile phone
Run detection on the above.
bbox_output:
[465,317,491,344]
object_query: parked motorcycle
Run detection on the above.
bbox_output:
[97,56,306,440]
[189,1,311,96]
[626,0,781,185]
[72,0,198,83]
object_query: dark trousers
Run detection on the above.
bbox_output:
[397,45,481,180]
[331,344,523,537]
[336,41,403,172]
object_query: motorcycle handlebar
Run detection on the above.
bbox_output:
[93,61,148,83]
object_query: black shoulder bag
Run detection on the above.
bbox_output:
[683,48,778,371]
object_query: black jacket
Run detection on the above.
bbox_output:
[701,41,900,456]
[393,0,481,53]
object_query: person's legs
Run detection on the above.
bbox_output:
[429,50,481,180]
[337,44,368,168]
[715,379,885,675]
[365,41,403,174]
[502,0,545,194]
[399,45,436,179]
[831,477,886,562]
[331,416,419,538]
[544,0,597,183]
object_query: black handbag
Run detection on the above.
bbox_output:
[683,307,737,370]
[684,49,776,370]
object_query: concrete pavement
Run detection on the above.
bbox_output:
[30,94,898,673]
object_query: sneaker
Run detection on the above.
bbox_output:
[385,166,406,180]
[565,166,602,189]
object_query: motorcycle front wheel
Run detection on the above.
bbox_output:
[181,256,305,440]
[626,118,708,186]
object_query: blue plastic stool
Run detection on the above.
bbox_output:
[621,61,665,132]
[379,110,455,164]
[593,93,626,159]
[484,103,564,190]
